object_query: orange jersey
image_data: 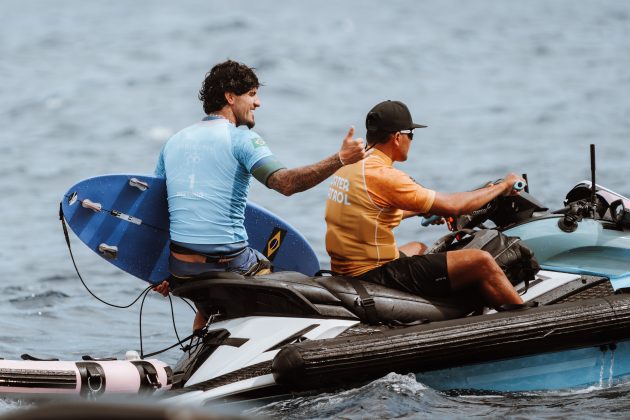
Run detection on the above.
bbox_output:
[325,149,436,276]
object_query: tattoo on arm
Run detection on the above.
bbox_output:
[267,154,342,196]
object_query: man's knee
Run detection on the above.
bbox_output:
[449,248,493,267]
[473,250,497,270]
[447,249,498,281]
[468,250,511,287]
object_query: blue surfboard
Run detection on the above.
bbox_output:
[61,174,321,284]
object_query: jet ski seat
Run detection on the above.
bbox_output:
[171,271,476,325]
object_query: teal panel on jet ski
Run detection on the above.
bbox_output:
[539,264,630,290]
[417,340,630,392]
[506,217,630,278]
[611,273,630,290]
[61,174,320,284]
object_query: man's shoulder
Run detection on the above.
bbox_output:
[230,128,269,151]
[364,159,409,180]
[167,121,207,140]
[229,126,262,139]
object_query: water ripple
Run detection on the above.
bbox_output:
[251,373,630,419]
[9,291,70,309]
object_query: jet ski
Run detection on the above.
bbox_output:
[4,150,628,404]
[157,176,630,406]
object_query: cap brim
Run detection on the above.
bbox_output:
[411,123,428,129]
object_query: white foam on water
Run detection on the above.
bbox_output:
[608,348,615,389]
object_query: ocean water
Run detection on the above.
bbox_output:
[1,0,629,417]
[248,373,630,419]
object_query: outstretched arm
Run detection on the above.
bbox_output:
[429,173,523,216]
[267,127,368,196]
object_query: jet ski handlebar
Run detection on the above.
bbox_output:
[421,181,526,227]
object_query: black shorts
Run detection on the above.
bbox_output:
[359,253,450,297]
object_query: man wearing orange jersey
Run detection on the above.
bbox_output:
[325,100,523,308]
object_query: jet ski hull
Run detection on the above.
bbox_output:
[418,339,629,392]
[272,295,630,390]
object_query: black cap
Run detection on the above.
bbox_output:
[365,100,427,132]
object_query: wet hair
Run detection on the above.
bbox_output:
[198,60,260,114]
[366,130,394,145]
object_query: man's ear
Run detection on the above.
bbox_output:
[392,132,402,147]
[224,91,235,105]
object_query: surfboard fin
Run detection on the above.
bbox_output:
[82,199,102,212]
[98,243,118,259]
[129,177,150,191]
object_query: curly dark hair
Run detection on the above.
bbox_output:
[198,60,260,114]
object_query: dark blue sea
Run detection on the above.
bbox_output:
[1,0,629,417]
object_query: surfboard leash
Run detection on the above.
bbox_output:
[138,291,189,358]
[138,287,194,359]
[139,291,213,359]
[59,202,153,309]
[60,202,199,359]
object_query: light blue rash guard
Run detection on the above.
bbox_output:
[154,116,285,249]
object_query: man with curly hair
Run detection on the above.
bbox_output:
[154,60,367,330]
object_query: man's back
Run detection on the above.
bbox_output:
[325,149,434,276]
[155,116,273,246]
[151,59,369,332]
